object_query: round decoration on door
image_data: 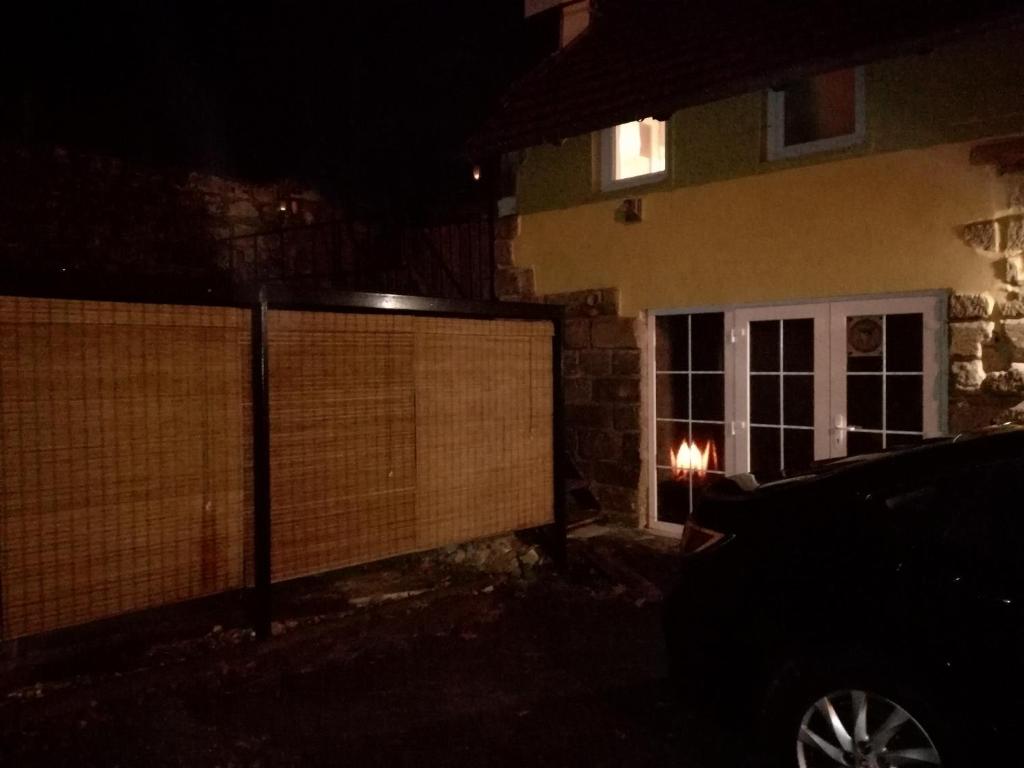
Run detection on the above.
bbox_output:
[847,315,883,356]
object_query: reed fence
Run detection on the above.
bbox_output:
[0,285,563,640]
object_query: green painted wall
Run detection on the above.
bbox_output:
[517,27,1024,214]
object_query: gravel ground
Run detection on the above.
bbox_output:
[0,528,743,767]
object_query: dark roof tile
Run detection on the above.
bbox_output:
[470,0,1024,156]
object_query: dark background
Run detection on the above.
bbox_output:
[6,1,559,216]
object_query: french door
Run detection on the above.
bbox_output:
[733,304,831,478]
[825,296,942,457]
[736,296,941,471]
[650,294,944,530]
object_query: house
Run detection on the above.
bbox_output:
[473,0,1024,533]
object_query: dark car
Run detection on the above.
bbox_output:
[664,425,1024,767]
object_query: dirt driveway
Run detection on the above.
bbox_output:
[0,528,742,767]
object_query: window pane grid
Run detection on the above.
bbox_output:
[847,429,922,436]
[844,313,924,456]
[882,315,888,445]
[749,371,821,376]
[656,418,725,425]
[653,312,725,524]
[846,371,922,376]
[747,318,816,477]
[778,322,785,470]
[658,370,723,375]
[656,467,725,474]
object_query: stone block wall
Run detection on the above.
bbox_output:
[493,215,537,302]
[952,172,1024,429]
[548,288,642,524]
[950,289,1024,429]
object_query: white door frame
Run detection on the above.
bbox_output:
[828,295,945,457]
[646,291,947,535]
[733,303,832,473]
[645,309,737,537]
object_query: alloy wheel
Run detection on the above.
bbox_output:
[796,689,941,767]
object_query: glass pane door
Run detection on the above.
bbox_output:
[735,305,830,478]
[648,294,943,531]
[652,312,729,525]
[829,297,941,458]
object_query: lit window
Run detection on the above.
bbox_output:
[766,67,865,160]
[601,117,666,189]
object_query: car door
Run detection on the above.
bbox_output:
[916,457,1024,741]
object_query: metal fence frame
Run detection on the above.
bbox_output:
[0,276,564,640]
[214,214,496,300]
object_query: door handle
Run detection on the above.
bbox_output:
[831,415,862,434]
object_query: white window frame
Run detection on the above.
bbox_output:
[766,66,866,161]
[599,120,668,191]
[826,294,945,456]
[645,290,947,537]
[733,303,833,475]
[646,309,736,537]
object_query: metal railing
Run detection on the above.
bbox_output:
[2,214,496,302]
[219,215,495,300]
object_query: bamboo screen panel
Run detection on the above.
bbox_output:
[0,297,250,639]
[414,318,553,548]
[268,312,553,582]
[268,311,417,581]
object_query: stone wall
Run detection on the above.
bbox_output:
[952,171,1024,430]
[493,214,643,525]
[493,215,536,302]
[549,288,642,524]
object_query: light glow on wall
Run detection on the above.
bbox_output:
[614,118,666,181]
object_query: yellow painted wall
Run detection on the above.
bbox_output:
[516,140,1012,316]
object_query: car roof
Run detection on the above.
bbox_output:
[711,425,1024,501]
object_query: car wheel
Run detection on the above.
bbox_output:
[755,660,957,768]
[794,688,941,767]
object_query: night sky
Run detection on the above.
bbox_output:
[9,1,557,214]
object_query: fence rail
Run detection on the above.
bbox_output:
[217,215,495,300]
[0,281,561,642]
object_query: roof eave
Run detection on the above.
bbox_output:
[468,9,1024,159]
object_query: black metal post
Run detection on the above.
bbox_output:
[550,313,568,567]
[485,158,497,302]
[0,518,4,642]
[250,287,273,638]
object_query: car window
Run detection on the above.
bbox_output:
[874,476,945,563]
[935,459,1024,584]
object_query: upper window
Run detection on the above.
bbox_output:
[600,117,667,190]
[766,67,865,160]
